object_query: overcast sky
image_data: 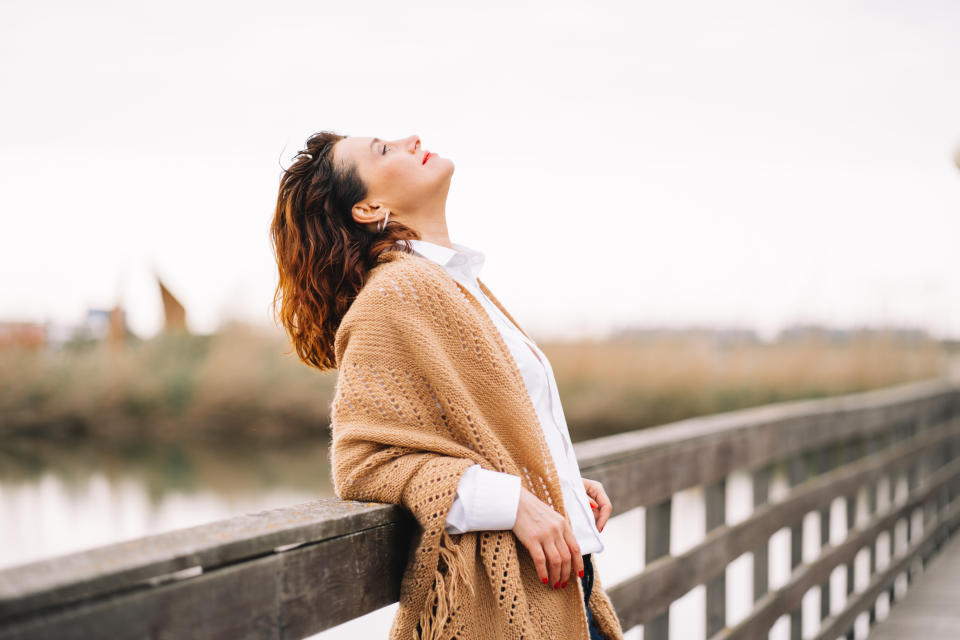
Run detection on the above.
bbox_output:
[1,0,958,342]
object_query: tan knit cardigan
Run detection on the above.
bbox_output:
[329,247,625,640]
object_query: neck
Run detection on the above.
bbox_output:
[410,206,453,249]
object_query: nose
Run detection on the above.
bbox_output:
[405,135,420,153]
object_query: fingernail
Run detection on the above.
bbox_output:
[590,500,597,508]
[542,577,548,584]
[578,569,584,578]
[554,581,559,589]
[562,581,567,588]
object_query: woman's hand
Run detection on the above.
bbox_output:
[512,486,583,590]
[582,477,612,532]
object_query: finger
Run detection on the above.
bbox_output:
[563,524,584,581]
[530,544,549,587]
[599,501,613,531]
[587,496,603,528]
[543,539,562,588]
[583,479,597,498]
[556,530,571,588]
[597,486,613,531]
[597,485,611,510]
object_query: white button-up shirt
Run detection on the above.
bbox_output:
[408,239,604,555]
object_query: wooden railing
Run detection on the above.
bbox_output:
[1,378,959,639]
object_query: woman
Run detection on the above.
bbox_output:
[270,130,624,640]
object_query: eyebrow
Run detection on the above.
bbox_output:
[369,137,381,153]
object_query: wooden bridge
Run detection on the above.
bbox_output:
[1,378,959,639]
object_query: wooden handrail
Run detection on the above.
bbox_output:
[1,377,958,640]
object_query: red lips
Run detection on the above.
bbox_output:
[422,152,432,165]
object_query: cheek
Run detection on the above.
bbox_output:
[381,162,407,181]
[385,162,426,193]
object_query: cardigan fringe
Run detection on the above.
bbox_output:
[416,529,476,640]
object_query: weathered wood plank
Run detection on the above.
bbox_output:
[575,380,959,514]
[786,453,806,640]
[842,437,860,640]
[0,523,411,640]
[0,498,410,622]
[608,428,960,629]
[643,499,671,640]
[816,444,839,622]
[710,466,960,640]
[0,379,956,640]
[752,463,772,605]
[811,500,960,640]
[705,477,726,638]
[866,531,960,640]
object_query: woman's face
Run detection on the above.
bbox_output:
[332,134,454,227]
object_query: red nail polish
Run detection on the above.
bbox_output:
[562,581,567,588]
[542,577,548,584]
[578,569,584,578]
[554,581,559,589]
[590,500,597,508]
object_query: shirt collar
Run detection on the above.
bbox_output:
[409,239,486,278]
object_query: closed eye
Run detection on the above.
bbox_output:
[381,144,388,156]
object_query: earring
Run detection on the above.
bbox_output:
[377,210,390,233]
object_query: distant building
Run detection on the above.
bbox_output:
[107,304,127,349]
[777,323,931,344]
[82,309,112,340]
[0,321,46,350]
[609,325,762,346]
[74,306,126,344]
[158,277,189,334]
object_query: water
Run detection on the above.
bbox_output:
[0,436,331,570]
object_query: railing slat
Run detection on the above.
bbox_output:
[607,420,960,627]
[709,452,960,640]
[575,379,959,514]
[811,499,960,640]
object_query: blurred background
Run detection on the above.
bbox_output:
[1,0,959,637]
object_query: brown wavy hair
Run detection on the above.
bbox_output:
[270,130,421,371]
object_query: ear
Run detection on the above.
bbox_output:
[351,202,381,226]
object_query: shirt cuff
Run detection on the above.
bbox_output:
[445,464,522,534]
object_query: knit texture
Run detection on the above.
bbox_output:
[329,247,624,640]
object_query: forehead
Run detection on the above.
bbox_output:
[335,135,377,165]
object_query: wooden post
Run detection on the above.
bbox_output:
[886,427,899,608]
[920,447,935,565]
[817,444,839,623]
[843,437,862,640]
[787,453,806,640]
[752,463,772,606]
[705,477,726,637]
[906,458,917,586]
[645,498,672,640]
[865,433,882,626]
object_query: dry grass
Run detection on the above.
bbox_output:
[0,324,950,444]
[542,332,949,441]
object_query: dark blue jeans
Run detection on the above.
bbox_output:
[581,553,605,640]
